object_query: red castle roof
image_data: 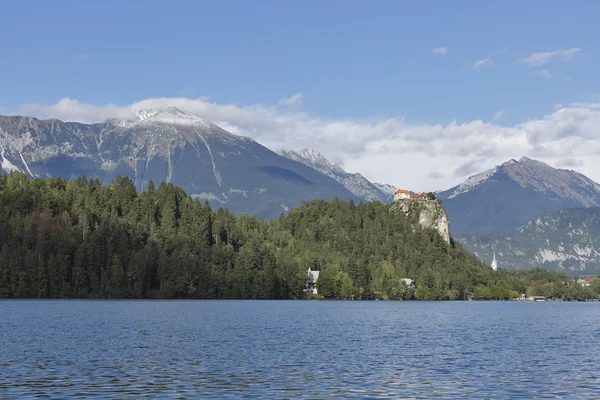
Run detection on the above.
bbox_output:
[396,190,429,199]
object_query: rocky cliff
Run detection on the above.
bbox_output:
[391,199,450,244]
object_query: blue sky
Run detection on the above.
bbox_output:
[2,0,598,123]
[2,1,600,190]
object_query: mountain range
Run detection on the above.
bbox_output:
[4,107,600,276]
[279,149,393,202]
[437,157,600,235]
[457,208,600,274]
[0,108,359,219]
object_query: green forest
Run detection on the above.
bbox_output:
[0,172,598,300]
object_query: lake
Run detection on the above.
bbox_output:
[2,300,600,399]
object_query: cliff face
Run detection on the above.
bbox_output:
[391,199,450,244]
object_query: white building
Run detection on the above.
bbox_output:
[491,251,498,271]
[401,278,415,288]
[394,189,410,201]
[304,268,320,295]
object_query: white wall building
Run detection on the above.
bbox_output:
[394,189,410,201]
[304,268,320,295]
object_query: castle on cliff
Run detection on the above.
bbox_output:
[394,189,430,202]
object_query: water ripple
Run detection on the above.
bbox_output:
[2,300,600,398]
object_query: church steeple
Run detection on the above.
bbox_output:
[491,251,498,271]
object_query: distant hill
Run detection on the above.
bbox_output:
[437,157,600,235]
[0,108,358,219]
[457,207,600,275]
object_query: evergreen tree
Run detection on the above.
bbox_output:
[0,171,590,300]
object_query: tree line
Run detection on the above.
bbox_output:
[0,172,596,300]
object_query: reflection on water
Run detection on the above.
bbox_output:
[1,300,600,398]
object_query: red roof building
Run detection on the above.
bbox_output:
[394,189,411,201]
[395,190,429,201]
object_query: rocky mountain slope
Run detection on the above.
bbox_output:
[391,199,450,244]
[279,149,394,203]
[0,108,358,219]
[457,208,600,274]
[437,157,600,235]
[373,182,397,198]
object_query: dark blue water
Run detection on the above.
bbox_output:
[2,300,600,399]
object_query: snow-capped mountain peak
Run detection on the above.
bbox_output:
[373,182,397,197]
[297,149,330,163]
[279,148,395,202]
[446,157,576,200]
[119,107,213,128]
[281,149,343,175]
[438,156,600,235]
[0,112,359,221]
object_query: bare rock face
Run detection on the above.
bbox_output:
[391,199,450,244]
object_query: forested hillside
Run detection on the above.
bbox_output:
[0,172,592,300]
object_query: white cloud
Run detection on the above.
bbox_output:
[473,57,493,69]
[569,102,600,109]
[13,97,600,193]
[492,111,504,120]
[433,47,447,55]
[428,172,445,179]
[532,69,552,78]
[518,48,581,67]
[278,93,303,108]
[19,98,132,122]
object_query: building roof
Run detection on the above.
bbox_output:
[395,189,410,195]
[307,270,320,284]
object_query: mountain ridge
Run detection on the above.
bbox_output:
[437,157,600,235]
[279,148,394,203]
[457,207,600,275]
[0,108,359,219]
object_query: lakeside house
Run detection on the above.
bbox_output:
[304,268,320,295]
[394,189,429,202]
[401,278,416,288]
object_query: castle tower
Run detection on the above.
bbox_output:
[491,251,498,271]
